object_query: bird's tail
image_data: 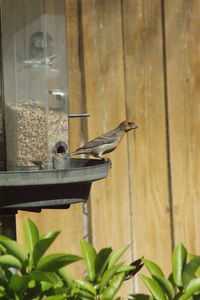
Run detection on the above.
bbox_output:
[70,148,83,156]
[70,151,79,156]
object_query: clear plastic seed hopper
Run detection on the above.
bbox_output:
[0,0,110,213]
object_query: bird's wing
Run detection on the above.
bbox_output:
[79,129,117,150]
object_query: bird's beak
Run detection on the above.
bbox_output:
[132,123,138,129]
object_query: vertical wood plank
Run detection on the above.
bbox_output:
[67,0,87,151]
[122,0,172,288]
[165,0,200,252]
[16,0,85,279]
[81,0,133,296]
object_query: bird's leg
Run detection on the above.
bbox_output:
[93,153,112,168]
[103,157,112,168]
[93,153,104,160]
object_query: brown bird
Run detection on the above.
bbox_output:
[71,120,138,160]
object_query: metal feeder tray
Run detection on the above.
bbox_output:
[0,158,110,213]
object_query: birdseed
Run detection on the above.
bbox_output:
[6,99,68,170]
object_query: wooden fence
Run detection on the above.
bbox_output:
[16,0,200,297]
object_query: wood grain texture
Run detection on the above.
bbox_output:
[13,1,200,296]
[16,0,85,279]
[81,0,133,296]
[122,0,172,288]
[67,0,88,152]
[165,0,200,252]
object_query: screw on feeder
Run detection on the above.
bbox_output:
[24,55,57,68]
[49,89,65,99]
[49,89,66,110]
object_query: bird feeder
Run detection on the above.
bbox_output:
[0,0,110,213]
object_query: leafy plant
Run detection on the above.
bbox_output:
[0,218,143,299]
[129,243,200,300]
[0,218,81,299]
[69,240,143,299]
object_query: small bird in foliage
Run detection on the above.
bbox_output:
[71,120,138,160]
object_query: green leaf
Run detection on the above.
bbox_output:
[0,235,27,265]
[195,265,200,277]
[40,231,60,242]
[9,274,30,297]
[108,244,130,268]
[58,267,74,289]
[95,247,112,279]
[168,273,176,288]
[36,253,81,272]
[3,268,13,281]
[47,272,63,288]
[116,265,136,274]
[100,263,123,292]
[76,279,96,295]
[77,289,95,299]
[32,231,60,266]
[128,294,153,300]
[9,275,29,297]
[80,239,96,281]
[101,272,125,299]
[9,275,22,292]
[30,270,52,282]
[140,275,167,300]
[188,253,198,261]
[23,218,39,253]
[41,281,53,292]
[0,254,22,270]
[45,296,65,300]
[179,278,200,300]
[143,258,165,278]
[172,243,187,287]
[182,256,200,288]
[30,270,62,286]
[153,275,175,300]
[0,286,5,299]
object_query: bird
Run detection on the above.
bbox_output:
[71,120,138,160]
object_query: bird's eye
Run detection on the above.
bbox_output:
[128,122,132,126]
